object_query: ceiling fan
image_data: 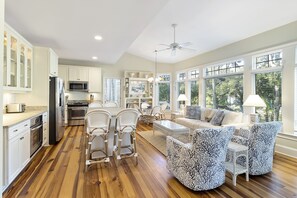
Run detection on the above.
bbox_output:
[157,24,195,56]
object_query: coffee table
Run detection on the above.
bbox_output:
[153,120,190,139]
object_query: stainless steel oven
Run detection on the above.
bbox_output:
[30,115,43,157]
[68,100,89,125]
[68,106,88,120]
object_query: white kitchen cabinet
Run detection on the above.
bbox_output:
[88,67,102,93]
[19,130,30,168]
[42,112,48,145]
[49,48,58,76]
[7,120,30,183]
[3,24,33,91]
[58,65,69,91]
[8,135,19,183]
[68,67,89,81]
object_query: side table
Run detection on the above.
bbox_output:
[225,142,249,186]
[171,112,183,121]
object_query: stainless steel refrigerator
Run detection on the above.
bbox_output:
[49,77,65,144]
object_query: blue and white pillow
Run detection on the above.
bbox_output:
[185,106,201,120]
[210,110,225,126]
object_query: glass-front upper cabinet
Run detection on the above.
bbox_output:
[3,24,33,91]
[26,48,32,89]
[3,31,8,86]
[20,43,26,88]
[10,34,18,87]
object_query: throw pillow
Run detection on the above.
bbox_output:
[205,109,217,122]
[210,110,225,126]
[185,106,201,120]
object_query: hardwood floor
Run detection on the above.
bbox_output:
[3,122,297,198]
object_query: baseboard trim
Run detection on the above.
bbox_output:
[275,144,297,158]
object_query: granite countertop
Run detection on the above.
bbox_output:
[3,107,48,128]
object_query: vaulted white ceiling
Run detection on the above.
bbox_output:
[5,0,297,64]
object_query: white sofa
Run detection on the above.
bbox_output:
[175,107,246,133]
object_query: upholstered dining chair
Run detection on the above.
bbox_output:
[160,102,169,120]
[142,105,162,124]
[84,109,111,171]
[113,108,140,165]
[230,121,282,175]
[166,127,235,191]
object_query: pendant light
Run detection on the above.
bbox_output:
[148,50,161,83]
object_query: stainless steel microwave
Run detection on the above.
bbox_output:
[68,81,89,92]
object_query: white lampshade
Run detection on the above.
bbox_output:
[141,102,150,109]
[147,77,154,83]
[243,95,266,107]
[177,94,188,101]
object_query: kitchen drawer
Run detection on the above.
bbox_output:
[8,120,30,140]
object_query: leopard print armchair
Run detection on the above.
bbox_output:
[166,127,235,191]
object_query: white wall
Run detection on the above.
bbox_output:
[0,0,4,194]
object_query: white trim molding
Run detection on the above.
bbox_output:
[275,133,297,158]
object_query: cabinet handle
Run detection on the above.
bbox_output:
[24,124,28,127]
[13,129,18,132]
[20,137,24,140]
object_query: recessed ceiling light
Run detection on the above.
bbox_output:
[92,56,98,60]
[94,35,103,41]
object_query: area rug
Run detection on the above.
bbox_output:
[137,130,190,156]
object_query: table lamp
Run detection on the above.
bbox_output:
[243,95,266,123]
[177,94,188,115]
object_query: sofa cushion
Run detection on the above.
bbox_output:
[221,111,243,125]
[193,120,221,129]
[210,110,225,126]
[204,108,218,122]
[176,118,222,130]
[175,118,199,129]
[185,106,201,120]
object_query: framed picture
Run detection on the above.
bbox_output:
[129,80,147,96]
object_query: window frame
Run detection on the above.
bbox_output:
[252,49,283,122]
[156,73,172,110]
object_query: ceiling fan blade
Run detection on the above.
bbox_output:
[179,42,192,47]
[171,48,176,56]
[156,48,171,52]
[180,47,196,52]
[159,44,171,47]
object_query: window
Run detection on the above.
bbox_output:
[204,60,244,111]
[255,72,282,122]
[104,78,121,105]
[177,72,186,81]
[255,51,282,69]
[190,81,199,105]
[188,69,199,105]
[205,75,243,111]
[205,60,244,77]
[157,74,171,109]
[253,51,282,122]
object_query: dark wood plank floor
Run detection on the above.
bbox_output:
[3,122,297,198]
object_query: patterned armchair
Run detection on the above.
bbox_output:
[166,127,235,191]
[231,121,282,175]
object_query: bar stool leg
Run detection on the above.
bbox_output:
[85,135,92,172]
[116,132,122,166]
[132,132,138,165]
[246,152,249,181]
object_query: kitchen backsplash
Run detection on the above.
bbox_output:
[65,92,101,101]
[3,93,16,112]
